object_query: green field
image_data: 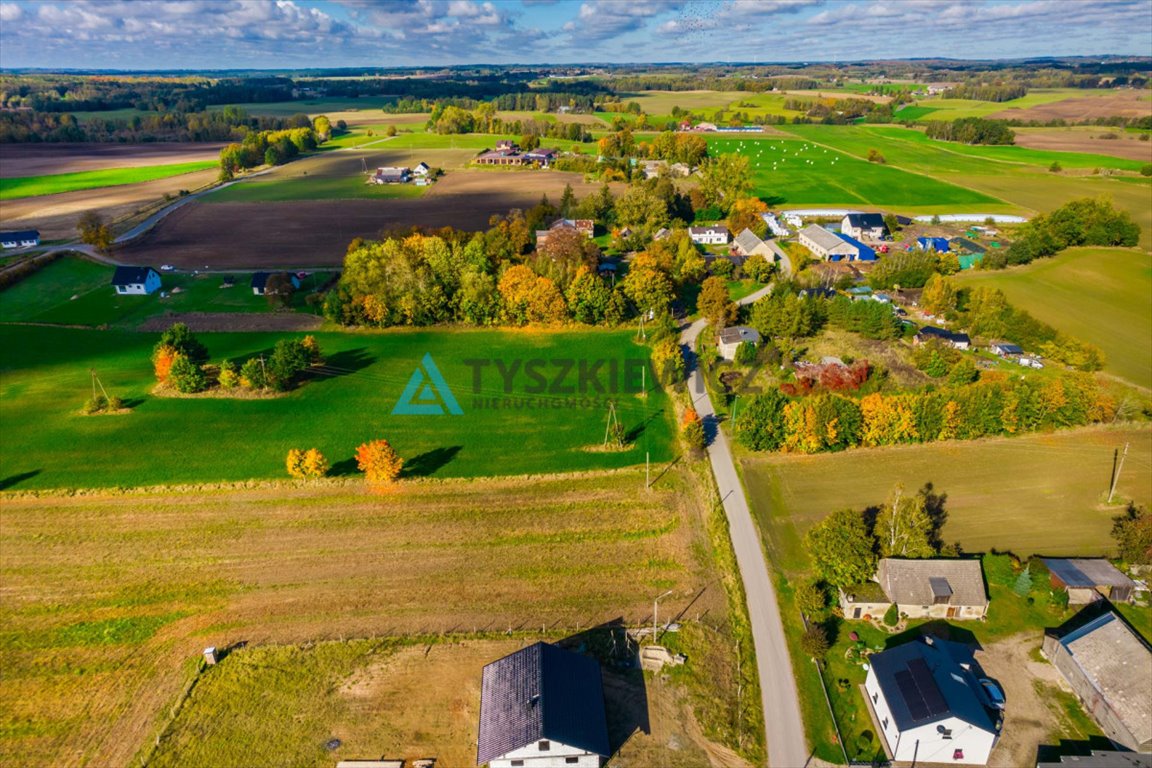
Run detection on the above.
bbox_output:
[0,325,675,490]
[958,247,1152,389]
[0,255,326,326]
[210,96,402,117]
[0,162,217,200]
[743,425,1152,572]
[914,88,1133,120]
[205,173,428,203]
[706,134,997,207]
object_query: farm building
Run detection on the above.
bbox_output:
[989,342,1024,358]
[475,147,526,166]
[760,212,790,237]
[833,232,877,262]
[653,227,671,241]
[412,162,431,177]
[1037,750,1152,767]
[798,225,856,260]
[110,266,161,295]
[1042,610,1152,752]
[0,229,40,248]
[864,637,999,765]
[251,272,301,296]
[840,558,989,621]
[1042,559,1137,605]
[372,166,410,184]
[476,642,610,768]
[551,218,595,238]
[717,326,761,361]
[689,226,729,246]
[524,148,558,167]
[731,228,775,259]
[841,212,890,241]
[918,237,952,252]
[914,326,971,350]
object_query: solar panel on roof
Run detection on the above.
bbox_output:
[895,670,930,721]
[908,658,949,718]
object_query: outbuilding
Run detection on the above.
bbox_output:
[918,237,951,252]
[251,271,301,296]
[1042,559,1137,605]
[717,326,761,361]
[111,266,161,295]
[0,229,41,249]
[798,224,856,261]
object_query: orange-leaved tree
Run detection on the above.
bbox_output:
[356,439,403,485]
[153,345,178,382]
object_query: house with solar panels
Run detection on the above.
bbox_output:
[476,642,610,767]
[865,637,999,764]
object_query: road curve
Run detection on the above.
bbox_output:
[681,285,809,767]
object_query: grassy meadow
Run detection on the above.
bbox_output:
[742,424,1152,572]
[957,247,1152,389]
[0,325,676,490]
[0,161,217,200]
[205,173,428,203]
[0,469,721,767]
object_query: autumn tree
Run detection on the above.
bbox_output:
[264,272,296,309]
[240,357,268,390]
[288,448,329,479]
[699,276,737,329]
[743,253,774,283]
[565,266,612,325]
[312,115,331,141]
[532,227,600,290]
[681,407,706,453]
[804,508,877,587]
[217,359,239,389]
[726,197,769,237]
[498,265,568,325]
[152,323,207,382]
[286,448,307,479]
[1112,504,1152,564]
[796,580,828,618]
[921,274,958,317]
[652,337,685,385]
[77,211,113,255]
[800,625,830,660]
[874,484,938,558]
[698,153,752,214]
[356,439,404,485]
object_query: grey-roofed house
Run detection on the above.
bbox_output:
[864,637,999,764]
[1043,559,1138,605]
[1036,750,1152,768]
[990,342,1024,358]
[731,228,773,259]
[841,558,989,621]
[798,224,857,260]
[476,642,610,767]
[717,326,761,361]
[111,266,161,295]
[1042,611,1152,752]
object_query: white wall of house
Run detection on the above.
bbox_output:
[841,216,885,240]
[865,669,996,765]
[489,739,601,768]
[115,271,160,295]
[690,231,728,245]
[899,602,987,620]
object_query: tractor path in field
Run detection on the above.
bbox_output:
[681,285,810,768]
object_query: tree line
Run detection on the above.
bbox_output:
[0,105,312,143]
[995,197,1141,268]
[924,117,1016,145]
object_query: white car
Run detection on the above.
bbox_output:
[160,264,176,271]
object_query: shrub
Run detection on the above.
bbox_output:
[286,448,307,479]
[1141,164,1152,177]
[800,624,830,660]
[734,341,757,366]
[106,395,123,410]
[682,419,706,452]
[240,357,268,390]
[795,580,828,618]
[882,603,900,627]
[356,439,404,484]
[82,395,107,414]
[168,354,207,394]
[217,359,239,389]
[1049,161,1062,173]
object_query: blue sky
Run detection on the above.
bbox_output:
[0,0,1149,70]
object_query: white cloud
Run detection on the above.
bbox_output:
[0,2,23,21]
[562,0,687,42]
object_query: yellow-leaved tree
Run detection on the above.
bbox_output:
[356,439,404,485]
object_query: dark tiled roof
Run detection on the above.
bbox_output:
[916,326,971,345]
[870,638,995,733]
[111,266,156,286]
[251,272,271,290]
[476,642,610,765]
[1037,750,1152,767]
[844,212,887,230]
[0,229,40,243]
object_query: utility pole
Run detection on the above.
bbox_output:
[645,451,650,490]
[1108,442,1130,504]
[653,589,673,644]
[602,400,619,447]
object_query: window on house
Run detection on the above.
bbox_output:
[511,762,524,767]
[565,759,580,765]
[882,717,888,730]
[538,741,551,751]
[872,692,878,704]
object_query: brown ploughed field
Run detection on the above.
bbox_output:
[1011,127,1152,161]
[0,142,224,178]
[992,90,1152,122]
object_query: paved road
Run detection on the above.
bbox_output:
[681,285,810,767]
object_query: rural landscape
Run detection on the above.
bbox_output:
[1,3,1151,768]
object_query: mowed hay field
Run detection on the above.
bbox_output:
[0,469,723,768]
[0,326,676,490]
[957,247,1152,389]
[742,424,1152,573]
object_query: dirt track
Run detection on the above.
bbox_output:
[116,170,626,269]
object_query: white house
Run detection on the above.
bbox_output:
[0,229,40,249]
[476,642,610,768]
[841,212,890,241]
[110,266,161,295]
[689,225,729,246]
[760,212,790,237]
[412,162,431,177]
[783,212,804,228]
[798,224,857,260]
[865,638,999,765]
[717,326,761,361]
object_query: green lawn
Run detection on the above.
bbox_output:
[0,162,217,200]
[204,174,428,203]
[0,256,325,326]
[0,326,675,490]
[706,134,998,208]
[957,247,1152,389]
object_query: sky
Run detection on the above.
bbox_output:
[0,0,1150,70]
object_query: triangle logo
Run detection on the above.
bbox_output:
[392,353,463,416]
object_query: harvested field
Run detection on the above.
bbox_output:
[0,469,726,768]
[119,170,626,268]
[135,311,323,332]
[0,168,219,241]
[1011,127,1152,162]
[991,89,1152,122]
[0,142,225,178]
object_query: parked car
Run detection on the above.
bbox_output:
[979,678,1006,710]
[160,264,176,271]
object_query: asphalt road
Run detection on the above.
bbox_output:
[681,285,810,767]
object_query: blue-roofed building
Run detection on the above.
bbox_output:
[918,236,952,252]
[833,232,876,262]
[0,229,40,249]
[477,642,610,767]
[864,637,999,764]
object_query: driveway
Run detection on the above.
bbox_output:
[680,285,810,767]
